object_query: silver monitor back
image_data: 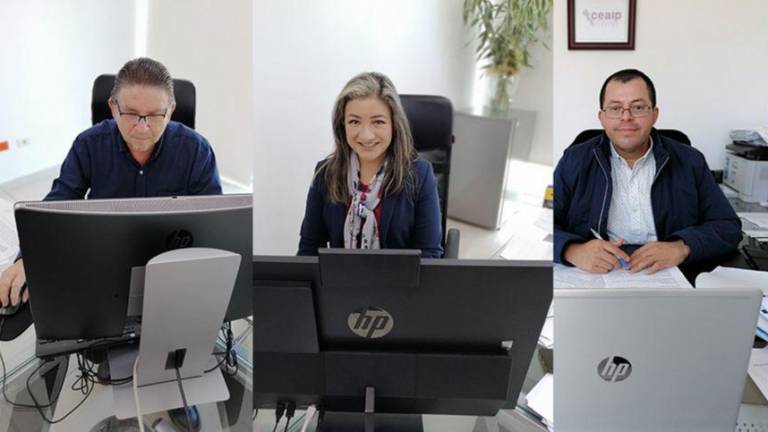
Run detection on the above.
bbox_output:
[555,288,760,432]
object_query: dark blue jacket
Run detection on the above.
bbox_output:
[554,129,741,264]
[298,157,444,258]
[46,119,222,200]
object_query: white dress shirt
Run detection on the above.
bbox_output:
[606,139,658,244]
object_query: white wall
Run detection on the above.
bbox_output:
[146,0,254,188]
[0,0,135,185]
[252,0,477,254]
[513,22,553,166]
[553,0,768,168]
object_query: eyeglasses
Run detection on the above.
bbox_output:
[114,101,168,128]
[601,104,653,119]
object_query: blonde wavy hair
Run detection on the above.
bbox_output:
[320,72,416,204]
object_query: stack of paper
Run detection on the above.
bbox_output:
[525,373,553,431]
[553,263,693,288]
[730,129,768,146]
[695,266,768,294]
[739,212,768,240]
[696,266,768,340]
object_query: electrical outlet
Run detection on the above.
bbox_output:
[16,137,31,148]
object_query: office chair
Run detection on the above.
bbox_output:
[569,128,691,148]
[91,74,197,129]
[400,94,460,258]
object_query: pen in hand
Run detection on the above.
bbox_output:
[590,228,630,270]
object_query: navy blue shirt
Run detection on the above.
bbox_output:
[45,119,222,200]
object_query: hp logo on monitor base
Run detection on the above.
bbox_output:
[597,356,632,382]
[347,307,394,339]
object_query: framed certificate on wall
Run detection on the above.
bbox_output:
[568,0,636,50]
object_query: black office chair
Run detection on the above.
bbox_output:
[91,74,197,129]
[569,128,691,148]
[400,94,460,258]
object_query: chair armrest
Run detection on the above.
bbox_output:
[444,228,460,259]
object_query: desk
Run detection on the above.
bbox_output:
[0,320,253,431]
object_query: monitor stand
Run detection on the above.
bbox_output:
[107,247,240,419]
[322,387,424,432]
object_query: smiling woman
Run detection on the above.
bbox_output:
[297,72,444,258]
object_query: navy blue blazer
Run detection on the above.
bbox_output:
[298,157,444,258]
[554,129,741,265]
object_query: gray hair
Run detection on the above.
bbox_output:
[322,72,416,204]
[110,57,175,105]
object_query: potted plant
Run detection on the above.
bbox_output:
[463,0,552,113]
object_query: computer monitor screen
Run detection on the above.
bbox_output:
[253,249,552,417]
[15,194,252,340]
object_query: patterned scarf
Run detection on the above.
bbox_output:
[344,153,385,250]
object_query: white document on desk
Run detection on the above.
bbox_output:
[696,266,768,294]
[500,207,553,261]
[748,348,768,400]
[525,373,553,430]
[553,263,693,288]
[740,212,768,230]
[0,197,19,265]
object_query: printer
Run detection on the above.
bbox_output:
[723,129,768,203]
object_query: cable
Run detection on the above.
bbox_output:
[1,318,59,410]
[174,366,194,431]
[1,319,136,425]
[203,322,238,376]
[25,359,94,424]
[300,404,317,432]
[272,401,286,432]
[284,401,295,432]
[133,355,145,432]
[316,408,325,432]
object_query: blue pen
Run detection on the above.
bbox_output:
[590,228,629,269]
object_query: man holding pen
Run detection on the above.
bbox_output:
[553,69,741,274]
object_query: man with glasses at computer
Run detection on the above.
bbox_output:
[554,68,740,275]
[0,57,222,310]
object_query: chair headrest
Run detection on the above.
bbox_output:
[91,74,196,129]
[400,95,453,151]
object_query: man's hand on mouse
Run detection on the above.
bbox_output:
[0,260,27,308]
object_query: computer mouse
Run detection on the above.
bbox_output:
[0,284,27,317]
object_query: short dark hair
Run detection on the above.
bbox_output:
[110,57,175,104]
[599,69,656,109]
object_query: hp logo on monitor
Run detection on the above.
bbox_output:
[597,356,632,382]
[347,307,394,339]
[166,229,194,250]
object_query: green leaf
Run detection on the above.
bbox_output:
[463,0,552,75]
